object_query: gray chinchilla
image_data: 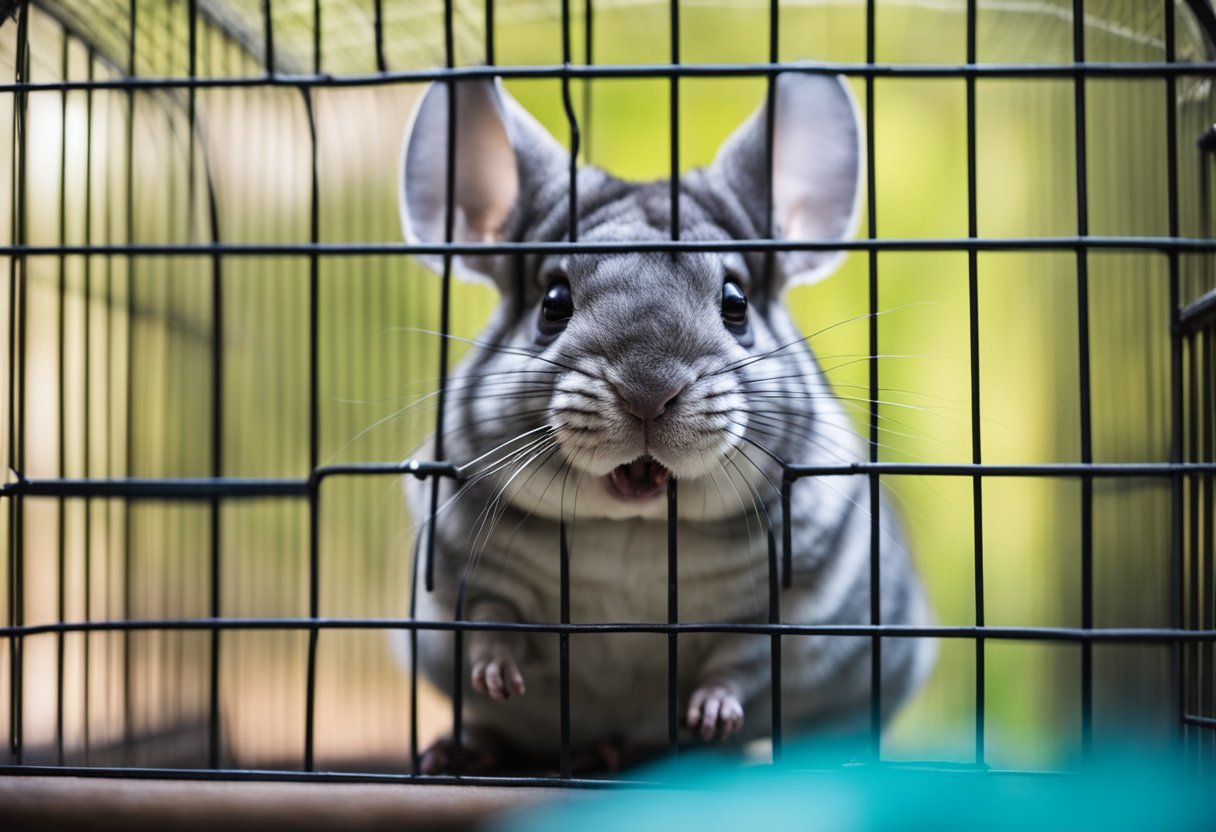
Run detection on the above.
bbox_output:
[398,72,935,773]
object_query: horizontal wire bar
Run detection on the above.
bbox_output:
[3,461,1212,501]
[0,764,641,788]
[1,477,309,499]
[3,59,1216,93]
[1,461,1210,501]
[783,461,1216,479]
[2,617,1214,643]
[1183,715,1216,729]
[0,760,1086,783]
[0,462,460,499]
[4,236,1216,258]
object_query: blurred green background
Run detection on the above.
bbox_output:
[0,0,1213,772]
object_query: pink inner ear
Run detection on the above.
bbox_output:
[453,103,519,241]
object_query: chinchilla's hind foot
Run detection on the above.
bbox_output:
[418,727,506,775]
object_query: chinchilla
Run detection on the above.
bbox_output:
[398,72,935,773]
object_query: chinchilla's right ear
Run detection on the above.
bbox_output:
[400,78,568,291]
[707,72,864,292]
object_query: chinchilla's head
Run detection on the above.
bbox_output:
[400,73,863,521]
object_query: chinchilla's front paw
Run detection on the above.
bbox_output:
[685,678,745,741]
[470,641,526,701]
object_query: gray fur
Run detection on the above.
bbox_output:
[400,73,934,768]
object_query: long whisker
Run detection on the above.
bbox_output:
[709,302,934,378]
[332,368,560,406]
[463,440,560,586]
[457,424,558,475]
[388,326,591,377]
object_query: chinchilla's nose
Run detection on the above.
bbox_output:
[613,378,689,422]
[622,384,680,418]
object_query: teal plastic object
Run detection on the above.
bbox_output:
[498,745,1216,832]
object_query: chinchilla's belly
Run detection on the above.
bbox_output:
[416,514,776,757]
[411,472,933,761]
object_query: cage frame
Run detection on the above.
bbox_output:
[0,0,1213,790]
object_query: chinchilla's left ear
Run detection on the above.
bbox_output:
[708,72,864,291]
[399,78,568,292]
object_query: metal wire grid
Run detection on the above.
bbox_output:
[0,0,1212,786]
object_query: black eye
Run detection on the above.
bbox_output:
[721,280,748,331]
[540,279,574,334]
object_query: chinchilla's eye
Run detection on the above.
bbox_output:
[540,278,574,333]
[721,280,748,331]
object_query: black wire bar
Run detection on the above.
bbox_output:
[865,0,882,763]
[7,235,1216,256]
[4,0,1216,788]
[7,60,1216,94]
[1165,0,1186,754]
[1071,0,1096,758]
[765,0,782,762]
[964,0,986,768]
[0,759,1073,788]
[0,460,1212,501]
[54,30,69,769]
[7,0,31,766]
[2,618,1216,643]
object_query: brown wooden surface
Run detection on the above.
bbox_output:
[0,775,561,832]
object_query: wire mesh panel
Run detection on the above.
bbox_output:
[0,0,1214,786]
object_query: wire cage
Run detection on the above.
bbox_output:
[0,0,1214,792]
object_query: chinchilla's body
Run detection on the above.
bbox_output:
[399,73,935,771]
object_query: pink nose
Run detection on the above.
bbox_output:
[619,385,684,422]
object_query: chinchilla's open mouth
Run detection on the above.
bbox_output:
[606,455,671,501]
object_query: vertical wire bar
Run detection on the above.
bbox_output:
[82,48,94,763]
[408,526,422,773]
[767,527,781,760]
[1187,329,1199,759]
[762,3,776,249]
[561,0,581,239]
[1203,329,1215,765]
[1164,0,1185,746]
[1193,142,1213,764]
[8,0,30,764]
[766,0,784,760]
[122,0,138,755]
[303,90,321,772]
[102,50,117,767]
[582,0,593,163]
[452,578,467,774]
[964,0,986,767]
[666,0,682,755]
[162,5,180,726]
[781,477,791,588]
[262,0,276,76]
[560,0,581,777]
[403,0,424,772]
[204,29,226,776]
[374,0,387,73]
[1071,0,1095,757]
[182,0,220,770]
[425,0,459,596]
[56,31,70,767]
[865,0,882,762]
[669,0,679,239]
[559,516,571,776]
[436,0,461,771]
[666,479,678,754]
[4,11,16,762]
